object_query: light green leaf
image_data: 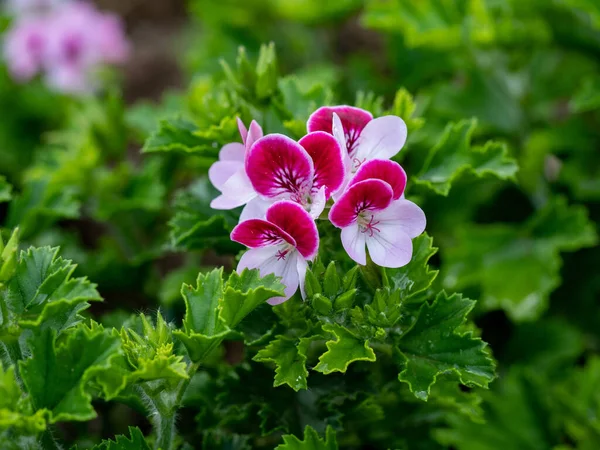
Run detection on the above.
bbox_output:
[91,427,150,450]
[275,425,338,450]
[142,117,220,155]
[0,176,12,203]
[221,269,286,329]
[397,292,495,400]
[314,323,376,374]
[385,88,425,133]
[254,335,319,391]
[20,324,120,423]
[416,119,518,195]
[2,247,101,334]
[0,366,48,434]
[386,233,438,303]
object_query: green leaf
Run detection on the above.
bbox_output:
[0,365,48,434]
[386,233,438,303]
[173,269,229,363]
[169,179,241,253]
[275,425,338,450]
[254,335,319,391]
[416,119,518,195]
[0,176,12,203]
[142,117,220,155]
[92,427,150,450]
[314,323,376,374]
[397,292,495,401]
[443,197,598,321]
[2,247,102,334]
[385,88,425,133]
[221,269,286,329]
[20,324,120,423]
[435,369,559,450]
[256,42,278,100]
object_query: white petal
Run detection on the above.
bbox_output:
[237,247,300,304]
[377,199,426,239]
[220,168,257,206]
[296,256,309,300]
[309,186,326,219]
[354,116,407,161]
[341,224,367,265]
[208,160,243,191]
[333,112,353,170]
[366,210,414,268]
[239,196,273,221]
[211,194,246,210]
[219,142,245,161]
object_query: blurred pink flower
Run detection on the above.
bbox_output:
[3,16,48,81]
[3,1,130,94]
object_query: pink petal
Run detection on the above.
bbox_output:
[299,131,345,199]
[237,118,248,144]
[329,179,393,228]
[245,120,263,150]
[239,197,273,221]
[231,219,296,248]
[237,246,300,303]
[341,224,367,266]
[307,106,373,139]
[219,169,257,207]
[209,160,244,191]
[245,134,314,201]
[265,201,319,260]
[219,142,245,162]
[377,199,426,239]
[353,116,408,161]
[348,159,407,200]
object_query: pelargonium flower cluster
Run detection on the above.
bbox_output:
[210,106,426,304]
[3,0,129,94]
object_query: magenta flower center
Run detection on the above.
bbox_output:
[358,214,381,237]
[63,34,84,64]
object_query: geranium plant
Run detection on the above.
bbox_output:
[1,0,600,449]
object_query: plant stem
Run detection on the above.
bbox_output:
[155,412,176,450]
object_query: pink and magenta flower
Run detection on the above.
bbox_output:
[242,131,345,219]
[2,0,130,94]
[209,118,263,210]
[307,105,407,177]
[231,200,319,304]
[329,160,425,268]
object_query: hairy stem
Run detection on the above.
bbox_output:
[39,428,63,450]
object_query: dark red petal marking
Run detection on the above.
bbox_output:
[266,200,319,259]
[329,179,393,228]
[299,131,345,198]
[231,219,296,249]
[246,134,314,200]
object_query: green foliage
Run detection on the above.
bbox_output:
[416,119,518,196]
[396,292,495,400]
[443,197,597,321]
[1,0,600,447]
[275,426,337,450]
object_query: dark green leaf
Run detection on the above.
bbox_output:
[275,426,338,450]
[397,292,495,400]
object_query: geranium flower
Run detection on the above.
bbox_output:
[44,1,129,93]
[241,132,345,220]
[3,16,48,81]
[307,105,407,180]
[209,118,263,209]
[328,160,425,268]
[231,200,319,304]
